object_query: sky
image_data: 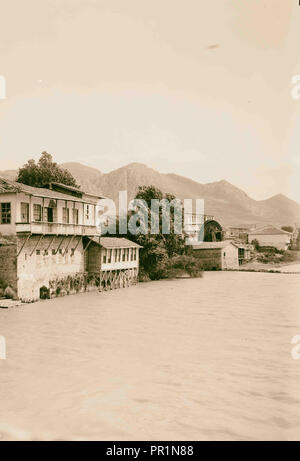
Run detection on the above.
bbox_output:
[0,0,299,202]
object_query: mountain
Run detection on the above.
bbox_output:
[60,162,103,191]
[1,162,300,226]
[0,169,17,181]
[60,162,300,226]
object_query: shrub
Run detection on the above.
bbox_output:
[40,286,50,299]
[164,255,203,279]
[4,286,17,300]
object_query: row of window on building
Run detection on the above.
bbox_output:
[34,248,76,257]
[0,202,93,225]
[31,247,137,262]
[103,248,138,263]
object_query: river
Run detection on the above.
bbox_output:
[0,271,300,441]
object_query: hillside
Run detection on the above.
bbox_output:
[1,162,300,226]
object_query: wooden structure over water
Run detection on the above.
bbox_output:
[86,237,142,291]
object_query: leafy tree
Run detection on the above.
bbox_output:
[114,185,202,280]
[17,151,78,188]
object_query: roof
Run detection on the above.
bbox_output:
[227,224,253,230]
[0,237,15,245]
[249,226,292,236]
[49,182,82,193]
[234,243,253,250]
[90,237,142,249]
[0,177,102,204]
[191,241,237,250]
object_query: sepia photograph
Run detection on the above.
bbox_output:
[0,0,300,447]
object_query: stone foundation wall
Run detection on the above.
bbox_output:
[0,239,17,293]
[17,235,86,301]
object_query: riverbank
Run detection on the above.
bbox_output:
[239,260,300,273]
[1,271,300,441]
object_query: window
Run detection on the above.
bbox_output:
[21,203,29,223]
[0,202,11,224]
[122,249,125,261]
[107,249,112,263]
[72,208,79,225]
[62,207,69,224]
[33,204,42,222]
[133,248,137,261]
[45,201,57,223]
[52,249,56,255]
[36,249,40,255]
[85,205,90,221]
[45,207,54,223]
[103,251,107,263]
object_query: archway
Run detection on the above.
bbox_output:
[204,220,223,242]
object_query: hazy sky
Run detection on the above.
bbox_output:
[0,0,300,201]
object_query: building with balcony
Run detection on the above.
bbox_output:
[184,213,223,244]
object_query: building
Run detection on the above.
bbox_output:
[224,225,254,242]
[236,243,253,264]
[86,237,142,290]
[191,241,239,270]
[185,213,223,243]
[248,225,292,251]
[0,177,141,301]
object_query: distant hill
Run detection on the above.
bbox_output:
[60,162,103,191]
[0,169,17,181]
[2,162,300,227]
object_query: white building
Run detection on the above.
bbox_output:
[0,177,141,301]
[248,226,292,251]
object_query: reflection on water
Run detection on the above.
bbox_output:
[0,272,300,441]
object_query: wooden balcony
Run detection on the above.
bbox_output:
[16,221,99,236]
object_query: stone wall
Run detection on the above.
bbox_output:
[0,239,17,293]
[17,235,86,301]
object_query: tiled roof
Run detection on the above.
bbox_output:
[90,236,142,249]
[0,177,21,193]
[0,176,100,203]
[249,226,292,236]
[192,241,237,250]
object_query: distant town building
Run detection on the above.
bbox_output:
[185,213,223,243]
[191,241,239,270]
[236,243,253,264]
[224,225,254,242]
[248,225,292,251]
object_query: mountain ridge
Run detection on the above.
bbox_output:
[1,162,299,226]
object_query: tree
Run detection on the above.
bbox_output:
[114,185,202,280]
[17,152,78,188]
[251,239,260,251]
